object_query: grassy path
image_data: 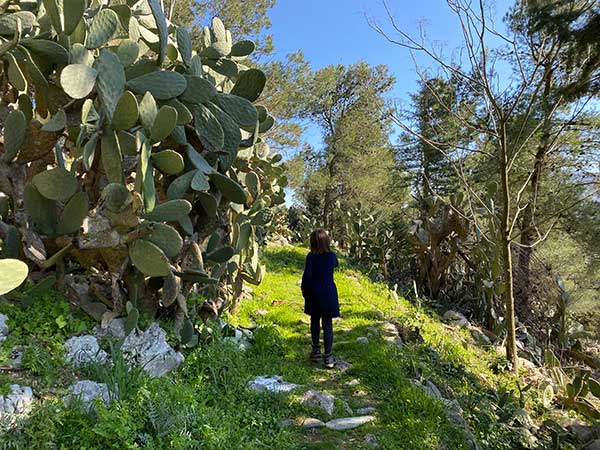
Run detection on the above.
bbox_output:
[231,245,521,450]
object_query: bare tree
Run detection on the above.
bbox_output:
[370,0,598,371]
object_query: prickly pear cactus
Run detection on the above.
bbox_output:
[0,1,284,333]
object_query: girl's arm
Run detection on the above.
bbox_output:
[301,254,313,292]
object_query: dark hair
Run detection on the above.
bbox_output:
[310,229,331,254]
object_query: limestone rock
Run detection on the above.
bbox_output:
[253,309,268,317]
[0,385,34,418]
[381,321,399,336]
[64,335,108,367]
[470,327,491,346]
[346,379,360,387]
[248,375,301,393]
[122,323,184,377]
[356,336,369,344]
[301,417,325,428]
[325,415,375,431]
[334,359,352,373]
[65,380,111,409]
[443,310,468,327]
[357,406,376,415]
[300,389,335,416]
[364,434,380,447]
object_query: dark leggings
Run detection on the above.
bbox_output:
[310,315,333,355]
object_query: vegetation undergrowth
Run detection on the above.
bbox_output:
[0,245,566,449]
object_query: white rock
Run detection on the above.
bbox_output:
[443,310,468,327]
[0,313,8,343]
[0,384,34,418]
[357,406,376,415]
[300,389,335,416]
[248,375,301,393]
[64,335,108,367]
[356,336,369,344]
[325,415,375,431]
[381,321,399,336]
[122,323,184,377]
[364,434,380,447]
[346,379,360,387]
[301,417,325,428]
[65,380,111,408]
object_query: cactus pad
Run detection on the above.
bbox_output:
[0,259,29,296]
[2,110,27,162]
[56,192,88,235]
[150,105,178,142]
[32,167,78,201]
[112,91,139,131]
[127,70,187,99]
[146,222,183,258]
[230,68,266,102]
[152,150,184,175]
[129,239,170,277]
[213,93,258,128]
[209,172,247,204]
[86,8,119,49]
[60,64,98,99]
[145,199,192,222]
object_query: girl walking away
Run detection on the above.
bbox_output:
[301,229,339,369]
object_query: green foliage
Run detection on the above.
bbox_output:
[0,1,286,330]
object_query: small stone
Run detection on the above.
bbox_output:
[335,359,352,373]
[65,380,111,409]
[364,434,380,447]
[356,336,369,344]
[357,406,376,415]
[300,389,335,416]
[443,310,468,327]
[346,379,360,387]
[381,321,399,336]
[470,327,491,345]
[254,309,268,317]
[325,415,375,431]
[64,335,108,367]
[384,335,404,347]
[248,375,301,393]
[301,417,325,428]
[299,318,310,325]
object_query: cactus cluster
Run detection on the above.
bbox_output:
[0,1,286,336]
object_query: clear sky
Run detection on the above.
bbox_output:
[266,0,514,151]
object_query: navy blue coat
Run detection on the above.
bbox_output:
[301,251,340,318]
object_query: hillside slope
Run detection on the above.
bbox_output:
[1,245,551,449]
[232,245,533,450]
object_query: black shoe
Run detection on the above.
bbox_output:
[310,347,321,362]
[323,354,336,369]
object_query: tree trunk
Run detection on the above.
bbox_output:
[500,127,518,372]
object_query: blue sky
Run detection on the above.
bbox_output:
[265,0,514,151]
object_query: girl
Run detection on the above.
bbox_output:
[301,229,339,369]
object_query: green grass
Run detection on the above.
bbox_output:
[1,245,546,449]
